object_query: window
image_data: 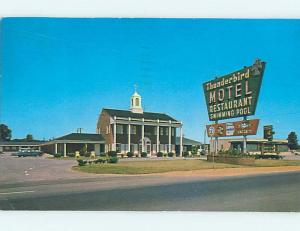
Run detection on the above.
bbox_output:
[130,125,137,134]
[171,128,175,136]
[116,143,121,153]
[166,127,169,136]
[145,126,156,136]
[131,144,138,153]
[106,126,109,134]
[160,127,164,136]
[135,98,139,106]
[116,124,123,134]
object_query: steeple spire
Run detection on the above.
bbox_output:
[134,83,138,93]
[130,84,143,114]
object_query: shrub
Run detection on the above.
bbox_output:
[127,152,134,158]
[168,152,174,157]
[191,147,198,156]
[163,153,167,157]
[77,159,87,166]
[157,152,163,157]
[87,160,95,165]
[255,154,282,160]
[67,153,75,158]
[183,151,189,157]
[141,152,148,158]
[107,151,117,157]
[84,152,91,157]
[108,157,118,163]
[95,157,108,164]
[54,153,62,158]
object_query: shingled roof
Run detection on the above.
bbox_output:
[176,137,202,146]
[102,108,178,121]
[0,140,44,145]
[55,133,105,142]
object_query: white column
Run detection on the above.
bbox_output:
[54,143,58,154]
[63,143,67,158]
[168,120,172,153]
[128,117,131,152]
[113,116,117,151]
[156,119,160,153]
[142,118,145,152]
[180,123,183,157]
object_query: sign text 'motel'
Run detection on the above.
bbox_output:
[203,59,266,121]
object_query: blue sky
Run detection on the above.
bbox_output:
[1,18,300,141]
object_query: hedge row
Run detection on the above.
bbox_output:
[254,154,283,160]
[77,156,118,166]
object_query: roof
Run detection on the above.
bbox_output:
[0,140,44,146]
[55,133,105,142]
[102,108,178,121]
[176,137,202,146]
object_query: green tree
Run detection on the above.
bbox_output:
[26,134,34,141]
[287,132,298,150]
[0,124,12,141]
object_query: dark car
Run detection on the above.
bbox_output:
[16,151,43,157]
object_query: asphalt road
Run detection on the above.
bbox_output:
[1,171,299,211]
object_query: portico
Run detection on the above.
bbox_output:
[110,116,182,156]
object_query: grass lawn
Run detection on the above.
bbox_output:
[72,159,239,174]
[73,158,300,175]
[252,159,300,167]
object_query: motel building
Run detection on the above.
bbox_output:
[96,89,184,156]
[210,138,289,154]
[0,140,43,153]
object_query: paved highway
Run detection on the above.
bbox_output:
[1,171,299,211]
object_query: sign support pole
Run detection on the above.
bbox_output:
[204,127,206,154]
[215,120,218,156]
[214,120,219,169]
[210,136,214,169]
[243,116,247,154]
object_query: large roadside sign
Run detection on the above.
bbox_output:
[206,119,259,137]
[203,59,266,121]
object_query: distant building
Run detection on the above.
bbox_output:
[175,137,202,154]
[0,140,43,153]
[97,89,183,156]
[210,138,289,154]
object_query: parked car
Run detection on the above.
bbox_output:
[15,151,43,157]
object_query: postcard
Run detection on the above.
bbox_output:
[0,17,299,212]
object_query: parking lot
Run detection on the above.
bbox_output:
[0,153,100,184]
